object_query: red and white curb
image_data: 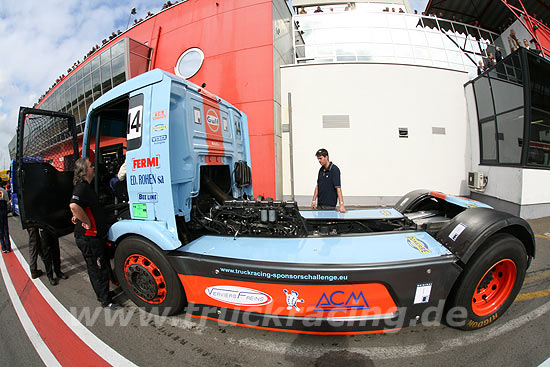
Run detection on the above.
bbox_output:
[0,237,136,367]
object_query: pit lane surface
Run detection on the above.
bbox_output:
[1,215,549,367]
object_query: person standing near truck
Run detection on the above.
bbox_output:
[0,186,11,253]
[40,228,68,285]
[69,157,121,310]
[311,148,346,212]
[27,227,44,278]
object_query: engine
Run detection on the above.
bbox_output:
[190,199,308,238]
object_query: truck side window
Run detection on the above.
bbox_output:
[222,117,228,131]
[234,115,241,135]
[193,107,202,124]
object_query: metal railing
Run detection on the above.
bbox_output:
[293,11,501,76]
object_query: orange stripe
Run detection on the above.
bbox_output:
[202,94,225,162]
[179,274,397,318]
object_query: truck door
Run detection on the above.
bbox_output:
[15,107,79,235]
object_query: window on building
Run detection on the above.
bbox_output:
[175,48,204,79]
[35,38,151,135]
[474,49,550,169]
[527,109,550,167]
[497,108,523,164]
[528,55,550,111]
[474,76,494,120]
[480,119,497,161]
[128,38,151,78]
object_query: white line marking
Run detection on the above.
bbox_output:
[9,237,138,367]
[0,246,61,366]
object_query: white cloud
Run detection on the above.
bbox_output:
[0,0,159,170]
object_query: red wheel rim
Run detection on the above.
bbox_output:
[472,259,517,316]
[124,254,167,304]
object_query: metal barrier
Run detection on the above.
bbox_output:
[293,11,500,76]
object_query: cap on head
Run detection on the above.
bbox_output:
[315,148,329,157]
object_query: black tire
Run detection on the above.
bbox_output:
[114,236,185,315]
[445,233,527,330]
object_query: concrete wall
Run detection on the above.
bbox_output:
[281,62,470,206]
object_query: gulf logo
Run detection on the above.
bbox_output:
[205,285,273,307]
[206,109,220,132]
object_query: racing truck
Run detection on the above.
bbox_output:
[15,69,535,334]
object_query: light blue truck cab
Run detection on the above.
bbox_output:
[81,69,253,250]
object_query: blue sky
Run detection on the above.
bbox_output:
[0,0,429,170]
[410,0,429,13]
[0,0,160,170]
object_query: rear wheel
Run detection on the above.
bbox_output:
[446,234,527,330]
[114,236,185,315]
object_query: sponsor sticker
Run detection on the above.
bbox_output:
[314,290,370,311]
[449,223,467,241]
[137,192,158,203]
[132,203,148,218]
[283,289,305,312]
[152,123,167,131]
[406,236,431,254]
[129,174,164,185]
[465,202,478,208]
[152,110,166,121]
[380,209,392,217]
[132,155,160,170]
[205,286,272,306]
[414,282,432,304]
[152,135,167,144]
[206,109,220,132]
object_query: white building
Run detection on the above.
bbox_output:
[280,0,550,218]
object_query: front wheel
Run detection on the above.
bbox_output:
[114,236,185,315]
[446,234,527,330]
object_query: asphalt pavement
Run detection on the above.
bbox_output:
[1,213,550,367]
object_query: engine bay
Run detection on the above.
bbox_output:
[182,195,457,242]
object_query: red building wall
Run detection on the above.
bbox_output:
[118,0,276,197]
[39,0,278,198]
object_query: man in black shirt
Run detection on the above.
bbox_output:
[70,157,120,310]
[311,148,346,212]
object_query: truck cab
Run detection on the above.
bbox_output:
[16,69,252,243]
[81,69,253,249]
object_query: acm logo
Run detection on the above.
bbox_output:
[314,290,370,311]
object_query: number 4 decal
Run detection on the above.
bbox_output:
[127,105,143,140]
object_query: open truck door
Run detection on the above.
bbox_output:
[16,107,79,235]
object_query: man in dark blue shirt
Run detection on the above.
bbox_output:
[311,149,346,212]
